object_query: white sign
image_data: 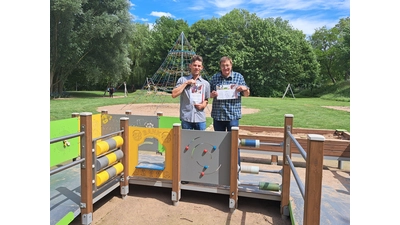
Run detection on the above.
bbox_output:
[216,84,238,100]
[190,84,205,104]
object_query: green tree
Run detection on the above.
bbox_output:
[147,17,190,78]
[50,0,132,94]
[308,17,350,84]
[50,0,83,93]
[128,23,154,89]
[335,17,350,80]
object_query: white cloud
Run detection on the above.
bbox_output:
[189,6,205,11]
[290,18,337,36]
[208,0,245,9]
[150,11,175,18]
[131,13,149,22]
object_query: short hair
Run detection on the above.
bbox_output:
[191,55,203,64]
[219,56,233,65]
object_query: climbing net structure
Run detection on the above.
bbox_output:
[141,32,211,93]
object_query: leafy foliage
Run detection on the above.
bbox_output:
[308,17,350,84]
[50,0,133,93]
[51,5,349,99]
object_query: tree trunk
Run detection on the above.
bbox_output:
[327,67,336,84]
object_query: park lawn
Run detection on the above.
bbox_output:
[50,90,350,132]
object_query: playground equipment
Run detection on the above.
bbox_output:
[141,32,211,93]
[238,125,350,169]
[50,112,328,225]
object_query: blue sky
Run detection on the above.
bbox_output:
[129,0,350,36]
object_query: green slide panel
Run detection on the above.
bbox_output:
[50,117,80,167]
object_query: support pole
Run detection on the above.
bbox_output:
[303,134,325,225]
[229,127,239,211]
[79,112,93,225]
[120,117,130,199]
[281,114,293,217]
[172,123,182,206]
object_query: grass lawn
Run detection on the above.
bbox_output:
[50,90,350,132]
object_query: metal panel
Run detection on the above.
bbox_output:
[180,130,231,185]
[102,114,160,151]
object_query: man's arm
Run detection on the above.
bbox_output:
[171,79,194,98]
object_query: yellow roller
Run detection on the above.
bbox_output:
[96,136,124,156]
[96,162,124,187]
[96,170,110,187]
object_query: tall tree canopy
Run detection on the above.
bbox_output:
[188,9,319,97]
[308,17,350,84]
[50,0,132,93]
[50,5,349,97]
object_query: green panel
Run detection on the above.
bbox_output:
[50,118,80,167]
[158,116,181,153]
[159,116,180,128]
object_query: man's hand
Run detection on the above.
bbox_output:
[186,79,196,86]
[210,90,218,98]
[236,85,248,92]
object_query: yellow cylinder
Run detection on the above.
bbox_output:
[96,170,110,187]
[96,141,109,156]
[114,162,124,175]
[96,162,124,187]
[96,136,124,156]
[113,136,124,148]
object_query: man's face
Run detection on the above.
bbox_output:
[220,60,232,77]
[190,60,203,76]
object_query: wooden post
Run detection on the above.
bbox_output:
[172,123,181,206]
[271,155,278,165]
[101,110,108,115]
[125,110,132,115]
[229,127,239,211]
[281,114,293,217]
[79,112,93,225]
[120,117,130,199]
[157,112,163,117]
[303,134,325,225]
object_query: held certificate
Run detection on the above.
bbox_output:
[190,84,204,104]
[216,84,238,100]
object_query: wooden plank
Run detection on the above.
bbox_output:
[239,134,350,158]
